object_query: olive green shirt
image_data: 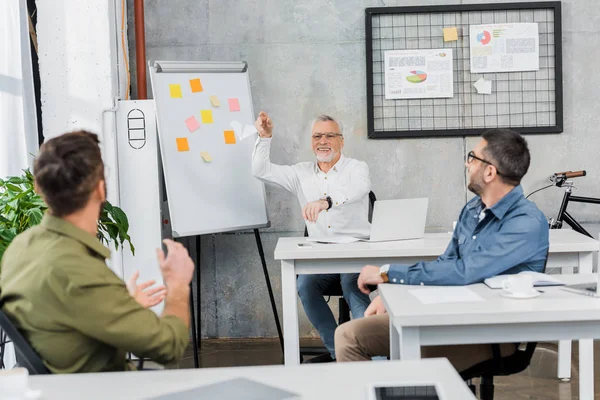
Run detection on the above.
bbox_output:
[0,215,189,373]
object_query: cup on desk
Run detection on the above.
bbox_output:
[0,367,29,398]
[502,274,534,295]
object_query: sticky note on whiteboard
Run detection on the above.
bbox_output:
[224,130,236,144]
[176,137,190,152]
[185,116,200,132]
[228,98,240,112]
[200,152,212,162]
[201,110,213,123]
[189,78,203,93]
[210,95,220,107]
[169,84,182,98]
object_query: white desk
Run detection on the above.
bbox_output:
[274,229,598,380]
[379,274,600,400]
[29,358,476,400]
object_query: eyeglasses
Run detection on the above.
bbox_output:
[312,133,343,140]
[467,151,505,176]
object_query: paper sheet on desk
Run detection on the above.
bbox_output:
[409,287,484,305]
[305,236,361,244]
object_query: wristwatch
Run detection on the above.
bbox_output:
[379,264,390,283]
[321,196,332,210]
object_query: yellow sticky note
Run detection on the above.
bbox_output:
[176,138,190,152]
[443,27,458,42]
[224,130,236,144]
[210,95,220,107]
[190,78,203,93]
[201,110,213,124]
[169,84,182,98]
[200,152,212,162]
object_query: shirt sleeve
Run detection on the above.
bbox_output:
[251,137,301,195]
[387,214,548,286]
[49,263,189,365]
[328,160,371,208]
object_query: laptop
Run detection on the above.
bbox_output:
[363,198,429,242]
[562,282,600,297]
[368,383,440,400]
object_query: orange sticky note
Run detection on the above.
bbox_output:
[228,98,240,112]
[176,138,190,152]
[443,27,458,42]
[201,110,213,123]
[224,130,236,144]
[190,78,203,93]
[169,84,182,98]
[210,95,220,107]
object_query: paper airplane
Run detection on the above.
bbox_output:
[474,77,492,95]
[230,121,258,141]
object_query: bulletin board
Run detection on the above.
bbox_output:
[148,61,268,237]
[366,2,563,139]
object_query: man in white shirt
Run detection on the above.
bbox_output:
[252,111,372,363]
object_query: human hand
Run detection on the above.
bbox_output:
[357,265,384,294]
[156,239,194,289]
[364,295,387,317]
[255,111,273,138]
[126,270,167,308]
[302,199,328,223]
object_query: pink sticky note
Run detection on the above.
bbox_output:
[228,98,241,112]
[185,116,200,132]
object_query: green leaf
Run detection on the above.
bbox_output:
[5,184,22,193]
[8,177,24,184]
[25,208,43,226]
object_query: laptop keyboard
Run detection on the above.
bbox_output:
[375,385,439,399]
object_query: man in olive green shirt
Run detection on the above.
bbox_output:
[0,130,194,373]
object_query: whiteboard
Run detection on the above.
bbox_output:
[149,61,268,237]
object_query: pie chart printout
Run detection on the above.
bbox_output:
[406,70,428,84]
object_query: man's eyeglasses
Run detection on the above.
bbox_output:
[312,133,343,140]
[467,151,505,176]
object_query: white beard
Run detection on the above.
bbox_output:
[316,150,338,163]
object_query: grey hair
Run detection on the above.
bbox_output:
[310,115,344,137]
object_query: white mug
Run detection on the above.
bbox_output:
[502,274,534,295]
[0,367,29,398]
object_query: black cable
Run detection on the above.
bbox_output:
[526,184,554,199]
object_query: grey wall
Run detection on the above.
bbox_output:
[128,0,600,339]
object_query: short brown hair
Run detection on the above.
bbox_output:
[34,131,105,217]
[481,128,530,185]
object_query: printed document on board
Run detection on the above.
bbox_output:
[384,49,454,100]
[470,23,539,73]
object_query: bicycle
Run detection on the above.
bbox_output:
[528,170,599,239]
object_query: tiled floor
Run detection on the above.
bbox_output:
[162,339,600,399]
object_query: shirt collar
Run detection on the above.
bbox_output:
[467,185,524,220]
[41,215,111,259]
[314,154,346,174]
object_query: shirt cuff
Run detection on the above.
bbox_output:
[388,264,410,285]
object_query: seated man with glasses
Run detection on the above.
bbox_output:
[335,128,549,372]
[252,111,371,363]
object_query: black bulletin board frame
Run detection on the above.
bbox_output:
[365,2,563,139]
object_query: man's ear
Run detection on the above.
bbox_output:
[484,165,496,183]
[95,179,106,202]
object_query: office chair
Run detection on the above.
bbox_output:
[460,252,549,399]
[0,306,49,375]
[299,191,376,360]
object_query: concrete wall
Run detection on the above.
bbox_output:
[128,0,600,339]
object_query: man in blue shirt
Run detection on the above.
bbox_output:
[335,128,549,372]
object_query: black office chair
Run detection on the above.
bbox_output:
[299,191,377,359]
[460,252,549,399]
[0,307,49,375]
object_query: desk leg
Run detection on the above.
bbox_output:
[399,327,421,361]
[281,260,299,365]
[558,251,594,381]
[579,339,594,400]
[390,320,400,360]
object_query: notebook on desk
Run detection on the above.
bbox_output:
[484,271,565,289]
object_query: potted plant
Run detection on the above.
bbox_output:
[0,169,134,269]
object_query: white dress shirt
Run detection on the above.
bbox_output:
[252,137,371,237]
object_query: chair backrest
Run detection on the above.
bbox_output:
[0,307,50,374]
[304,191,377,237]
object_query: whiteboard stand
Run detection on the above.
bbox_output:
[149,60,283,359]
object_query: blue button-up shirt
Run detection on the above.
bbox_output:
[388,185,549,286]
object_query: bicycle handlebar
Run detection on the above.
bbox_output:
[550,170,586,185]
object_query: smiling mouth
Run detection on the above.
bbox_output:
[317,148,331,152]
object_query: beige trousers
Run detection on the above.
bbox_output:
[335,314,517,372]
